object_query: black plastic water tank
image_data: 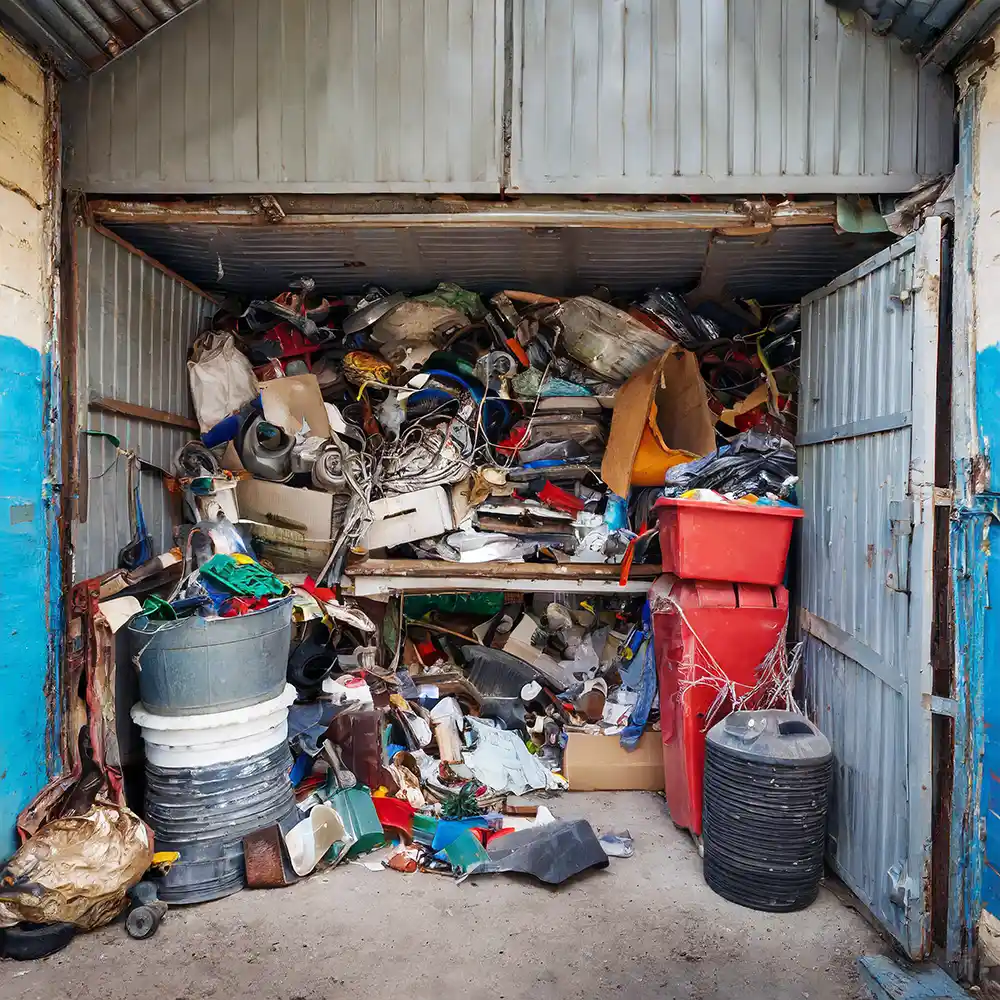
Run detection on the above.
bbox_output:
[702,710,832,912]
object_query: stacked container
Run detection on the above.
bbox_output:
[128,597,298,903]
[649,499,802,837]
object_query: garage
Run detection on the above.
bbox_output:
[0,1,989,996]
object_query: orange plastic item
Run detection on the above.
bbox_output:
[630,421,698,487]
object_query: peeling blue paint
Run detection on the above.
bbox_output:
[0,335,54,860]
[951,502,990,950]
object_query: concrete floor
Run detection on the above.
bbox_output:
[1,792,884,1000]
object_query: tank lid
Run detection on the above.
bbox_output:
[706,710,831,764]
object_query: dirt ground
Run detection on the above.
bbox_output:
[0,792,884,1000]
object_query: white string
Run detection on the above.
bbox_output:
[662,595,800,731]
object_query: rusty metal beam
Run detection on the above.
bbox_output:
[86,195,840,230]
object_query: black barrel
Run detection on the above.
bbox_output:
[145,743,297,904]
[702,710,832,912]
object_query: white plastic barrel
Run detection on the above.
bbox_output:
[131,684,297,768]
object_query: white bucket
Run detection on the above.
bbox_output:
[132,684,297,768]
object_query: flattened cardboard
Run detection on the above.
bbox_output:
[601,348,716,498]
[260,374,332,439]
[564,731,664,792]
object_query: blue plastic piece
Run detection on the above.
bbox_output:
[431,817,489,852]
[620,601,656,751]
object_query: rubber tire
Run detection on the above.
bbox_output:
[0,921,76,960]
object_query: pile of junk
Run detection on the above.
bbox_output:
[1,279,819,960]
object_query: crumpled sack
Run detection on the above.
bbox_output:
[0,802,153,930]
[187,332,259,433]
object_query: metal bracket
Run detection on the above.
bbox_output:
[888,862,920,907]
[887,498,913,593]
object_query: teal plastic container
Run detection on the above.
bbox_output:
[327,788,385,859]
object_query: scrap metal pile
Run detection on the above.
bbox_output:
[182,279,802,579]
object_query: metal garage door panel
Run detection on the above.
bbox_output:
[509,0,954,194]
[799,220,941,958]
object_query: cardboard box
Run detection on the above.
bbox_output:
[563,731,664,792]
[601,347,716,498]
[236,478,337,539]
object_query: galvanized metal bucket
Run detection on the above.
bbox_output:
[128,597,293,715]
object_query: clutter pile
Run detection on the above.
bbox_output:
[3,275,822,961]
[182,280,800,576]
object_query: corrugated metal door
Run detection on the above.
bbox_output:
[798,219,941,958]
[73,226,214,581]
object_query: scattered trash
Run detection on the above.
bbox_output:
[598,830,634,858]
[461,820,609,885]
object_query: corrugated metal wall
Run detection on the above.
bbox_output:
[798,228,939,956]
[74,226,213,581]
[61,0,503,193]
[510,0,955,193]
[60,0,953,195]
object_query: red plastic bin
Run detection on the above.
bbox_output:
[652,498,803,586]
[650,575,790,836]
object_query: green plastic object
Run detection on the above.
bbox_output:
[142,594,176,621]
[412,813,439,847]
[199,554,285,598]
[414,282,486,319]
[327,788,385,859]
[443,829,489,874]
[403,592,504,618]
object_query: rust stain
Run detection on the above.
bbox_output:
[866,543,876,568]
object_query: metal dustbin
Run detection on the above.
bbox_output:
[128,597,293,716]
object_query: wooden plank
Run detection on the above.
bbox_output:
[89,395,199,432]
[346,558,660,580]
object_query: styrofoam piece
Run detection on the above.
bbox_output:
[364,486,455,549]
[132,684,296,768]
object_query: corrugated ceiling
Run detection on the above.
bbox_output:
[0,0,201,77]
[827,0,991,54]
[105,223,895,305]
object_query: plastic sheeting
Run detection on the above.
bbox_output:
[0,803,152,930]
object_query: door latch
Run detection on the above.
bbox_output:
[886,498,913,594]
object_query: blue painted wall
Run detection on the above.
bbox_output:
[0,335,56,860]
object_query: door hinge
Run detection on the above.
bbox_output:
[888,863,920,907]
[887,498,913,594]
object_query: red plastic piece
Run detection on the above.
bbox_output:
[373,797,415,839]
[652,497,803,586]
[538,481,585,514]
[650,575,789,836]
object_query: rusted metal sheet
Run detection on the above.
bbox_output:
[0,0,202,78]
[100,220,894,303]
[72,224,213,582]
[799,222,943,958]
